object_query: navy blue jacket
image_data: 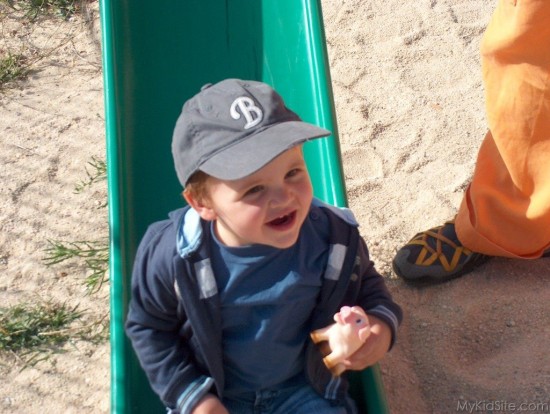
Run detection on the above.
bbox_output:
[126,199,402,413]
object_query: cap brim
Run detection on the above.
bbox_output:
[199,121,331,180]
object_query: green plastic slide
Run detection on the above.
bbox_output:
[99,0,389,412]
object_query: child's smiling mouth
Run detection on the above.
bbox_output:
[266,211,297,228]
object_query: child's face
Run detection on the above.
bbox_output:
[197,146,313,248]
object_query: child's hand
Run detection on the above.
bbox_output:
[310,306,371,375]
[192,394,229,414]
[342,314,392,371]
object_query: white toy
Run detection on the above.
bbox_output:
[310,306,370,376]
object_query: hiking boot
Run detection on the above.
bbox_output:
[392,220,490,282]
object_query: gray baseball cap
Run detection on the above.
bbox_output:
[171,79,331,186]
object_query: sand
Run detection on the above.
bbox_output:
[1,0,549,413]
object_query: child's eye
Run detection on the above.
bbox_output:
[286,168,301,178]
[244,185,263,196]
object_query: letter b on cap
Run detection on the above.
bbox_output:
[230,97,263,129]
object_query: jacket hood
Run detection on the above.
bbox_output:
[174,207,204,258]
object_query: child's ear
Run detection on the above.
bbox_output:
[183,190,217,221]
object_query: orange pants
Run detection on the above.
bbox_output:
[455,0,550,258]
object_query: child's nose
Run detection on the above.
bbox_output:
[270,186,292,206]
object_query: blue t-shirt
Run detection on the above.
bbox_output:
[210,211,330,396]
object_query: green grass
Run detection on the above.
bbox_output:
[1,0,78,19]
[0,53,29,88]
[74,156,107,194]
[43,239,109,294]
[42,155,109,294]
[0,300,108,367]
[0,301,82,353]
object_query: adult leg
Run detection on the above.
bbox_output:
[393,0,550,281]
[455,0,550,258]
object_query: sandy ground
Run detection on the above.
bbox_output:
[1,0,549,413]
[1,2,109,413]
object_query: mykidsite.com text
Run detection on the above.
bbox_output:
[457,400,550,413]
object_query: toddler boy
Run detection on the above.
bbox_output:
[126,79,402,414]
